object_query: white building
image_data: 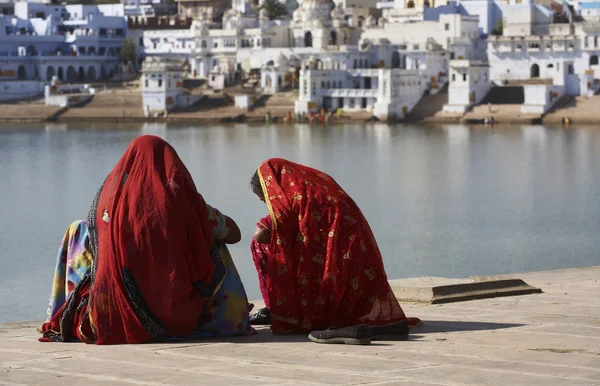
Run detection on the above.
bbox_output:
[141,56,200,114]
[295,56,427,120]
[0,2,127,83]
[290,0,360,48]
[487,0,600,96]
[132,4,293,80]
[443,59,490,112]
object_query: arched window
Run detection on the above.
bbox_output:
[530,63,540,78]
[304,31,313,47]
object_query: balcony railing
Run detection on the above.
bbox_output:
[327,89,378,98]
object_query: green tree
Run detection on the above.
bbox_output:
[118,39,137,64]
[259,0,287,20]
[491,19,503,36]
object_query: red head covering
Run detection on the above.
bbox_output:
[257,158,407,333]
[42,135,219,344]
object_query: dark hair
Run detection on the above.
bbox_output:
[250,170,265,201]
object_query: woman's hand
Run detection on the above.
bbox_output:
[253,225,271,244]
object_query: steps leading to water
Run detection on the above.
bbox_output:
[405,88,449,122]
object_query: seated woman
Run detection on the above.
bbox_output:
[249,158,421,344]
[40,135,254,344]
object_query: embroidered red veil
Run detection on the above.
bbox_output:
[257,158,414,333]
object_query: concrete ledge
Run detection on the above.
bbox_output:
[390,277,542,304]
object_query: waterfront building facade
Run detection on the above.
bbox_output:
[487,0,600,96]
[0,2,127,83]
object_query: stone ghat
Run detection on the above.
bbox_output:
[1,266,599,385]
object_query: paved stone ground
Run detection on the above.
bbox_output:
[1,266,599,385]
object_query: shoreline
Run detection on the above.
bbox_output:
[1,89,598,126]
[1,112,598,126]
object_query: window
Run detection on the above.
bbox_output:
[116,28,124,36]
[462,73,467,81]
[99,28,106,36]
[413,44,419,50]
[78,46,85,54]
[214,41,218,48]
[444,23,449,31]
[99,47,106,55]
[321,81,325,88]
[452,73,456,82]
[35,12,45,18]
[158,79,162,87]
[116,47,121,55]
[145,79,148,87]
[139,37,143,46]
[201,40,206,48]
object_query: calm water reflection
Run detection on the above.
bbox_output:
[1,122,599,322]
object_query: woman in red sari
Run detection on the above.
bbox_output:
[40,135,253,344]
[249,158,421,343]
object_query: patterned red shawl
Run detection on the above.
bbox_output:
[257,158,408,333]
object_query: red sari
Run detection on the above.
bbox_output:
[256,158,418,333]
[41,135,222,344]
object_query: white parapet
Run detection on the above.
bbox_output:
[520,84,565,114]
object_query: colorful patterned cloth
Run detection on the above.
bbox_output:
[46,221,93,321]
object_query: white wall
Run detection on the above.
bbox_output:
[444,62,490,112]
[0,80,44,101]
[521,84,565,114]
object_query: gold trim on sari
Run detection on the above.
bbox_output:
[258,167,277,231]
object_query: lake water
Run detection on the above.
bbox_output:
[1,122,599,323]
